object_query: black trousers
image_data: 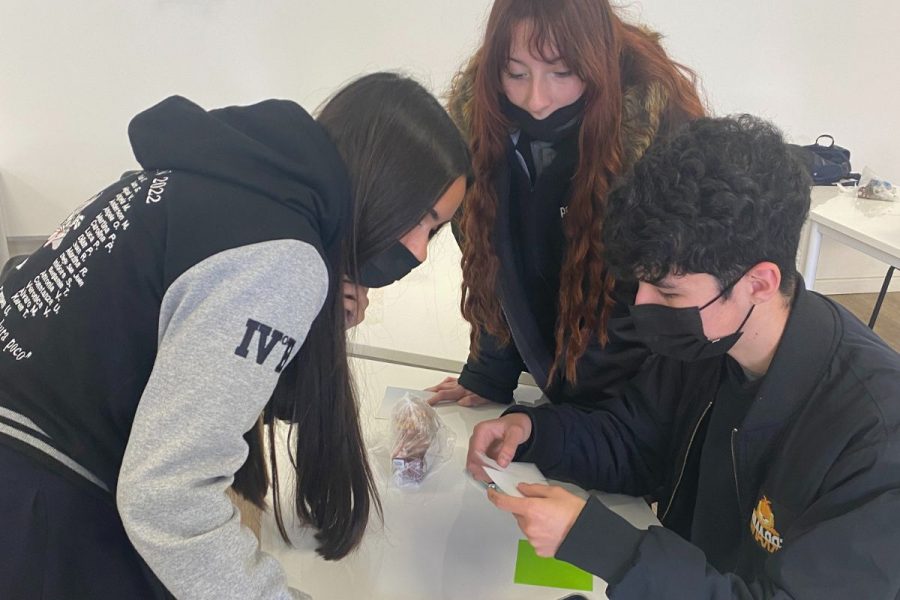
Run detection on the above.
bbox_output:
[0,443,172,599]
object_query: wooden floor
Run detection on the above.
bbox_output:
[827,292,900,352]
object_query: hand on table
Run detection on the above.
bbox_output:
[466,413,532,482]
[342,279,369,329]
[488,483,586,558]
[426,376,491,407]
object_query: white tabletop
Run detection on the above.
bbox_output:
[260,359,659,600]
[809,194,900,267]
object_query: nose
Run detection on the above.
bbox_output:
[634,282,655,306]
[410,239,427,263]
[400,229,428,263]
[526,79,552,119]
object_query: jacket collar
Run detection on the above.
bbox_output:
[719,278,841,517]
[744,278,841,431]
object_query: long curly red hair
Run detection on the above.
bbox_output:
[459,0,705,383]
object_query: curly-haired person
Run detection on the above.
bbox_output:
[466,115,900,599]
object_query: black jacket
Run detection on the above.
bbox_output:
[511,281,900,598]
[457,147,649,410]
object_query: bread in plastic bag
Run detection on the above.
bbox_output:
[389,393,455,488]
[837,166,897,201]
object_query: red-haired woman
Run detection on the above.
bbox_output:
[428,0,705,408]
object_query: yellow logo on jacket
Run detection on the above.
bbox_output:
[750,496,783,553]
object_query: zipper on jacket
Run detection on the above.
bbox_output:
[661,401,713,522]
[731,427,742,513]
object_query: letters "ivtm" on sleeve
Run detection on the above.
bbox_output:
[234,318,296,373]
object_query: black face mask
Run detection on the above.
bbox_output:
[629,274,756,362]
[501,95,585,143]
[357,242,422,288]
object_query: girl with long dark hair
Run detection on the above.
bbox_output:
[428,0,705,409]
[0,72,470,599]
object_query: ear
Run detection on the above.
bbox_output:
[745,262,782,304]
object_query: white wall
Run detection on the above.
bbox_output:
[0,0,491,236]
[632,0,900,177]
[3,0,899,335]
[3,0,900,238]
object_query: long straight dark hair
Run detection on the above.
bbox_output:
[232,72,471,560]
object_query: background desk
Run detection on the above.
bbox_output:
[260,360,659,600]
[802,194,900,325]
[803,193,900,288]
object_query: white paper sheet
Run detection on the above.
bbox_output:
[478,452,548,498]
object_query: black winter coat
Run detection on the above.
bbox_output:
[457,148,649,410]
[511,281,900,598]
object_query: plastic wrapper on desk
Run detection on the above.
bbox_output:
[390,394,455,488]
[838,166,897,201]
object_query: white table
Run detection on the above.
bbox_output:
[261,360,659,600]
[802,194,900,322]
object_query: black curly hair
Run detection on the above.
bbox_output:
[603,114,811,297]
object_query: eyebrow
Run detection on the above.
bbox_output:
[428,208,441,222]
[508,56,564,65]
[654,279,678,290]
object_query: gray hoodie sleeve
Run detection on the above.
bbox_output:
[117,239,327,600]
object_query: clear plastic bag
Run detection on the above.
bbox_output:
[837,166,897,202]
[389,393,455,488]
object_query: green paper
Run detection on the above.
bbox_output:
[513,539,593,591]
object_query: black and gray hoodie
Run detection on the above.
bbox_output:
[0,95,350,599]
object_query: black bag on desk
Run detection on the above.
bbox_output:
[788,134,857,185]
